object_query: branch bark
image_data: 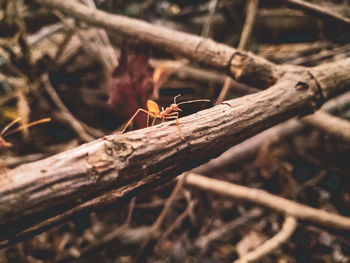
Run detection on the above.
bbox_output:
[194,91,350,174]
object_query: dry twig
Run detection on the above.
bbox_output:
[238,0,259,50]
[42,74,95,142]
[185,173,350,230]
[302,111,350,142]
[283,0,350,28]
[234,216,297,263]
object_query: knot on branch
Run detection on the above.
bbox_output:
[86,136,133,179]
[229,51,280,89]
[278,70,323,116]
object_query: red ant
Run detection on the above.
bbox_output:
[0,117,51,149]
[121,94,210,133]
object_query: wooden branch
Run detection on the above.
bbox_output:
[195,91,350,174]
[34,0,283,88]
[1,55,350,247]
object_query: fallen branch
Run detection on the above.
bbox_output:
[35,0,284,88]
[194,91,350,174]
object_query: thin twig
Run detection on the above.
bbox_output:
[42,74,95,142]
[283,0,350,28]
[195,208,263,252]
[153,174,186,231]
[302,111,350,142]
[235,216,297,263]
[160,199,196,242]
[135,174,187,261]
[124,197,136,227]
[238,0,259,50]
[215,76,232,105]
[201,0,219,38]
[81,0,117,73]
[185,173,350,230]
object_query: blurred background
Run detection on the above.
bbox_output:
[0,0,350,262]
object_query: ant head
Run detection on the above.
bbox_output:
[170,104,182,111]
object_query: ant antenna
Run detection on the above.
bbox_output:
[1,117,21,137]
[4,117,51,137]
[174,94,181,104]
[177,99,211,106]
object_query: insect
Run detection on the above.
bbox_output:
[121,94,210,133]
[0,117,51,149]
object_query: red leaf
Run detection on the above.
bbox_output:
[107,44,154,130]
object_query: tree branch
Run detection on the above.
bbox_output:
[194,91,350,174]
[1,56,350,246]
[34,0,283,88]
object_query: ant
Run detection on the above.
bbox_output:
[121,94,210,133]
[0,117,51,149]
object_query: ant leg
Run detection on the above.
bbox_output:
[164,112,179,125]
[151,115,158,127]
[121,109,152,133]
[147,112,150,127]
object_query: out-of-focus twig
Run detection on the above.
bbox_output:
[302,111,350,142]
[283,0,350,28]
[42,74,95,142]
[195,208,263,252]
[235,216,297,263]
[201,0,218,37]
[152,174,186,231]
[215,76,232,105]
[238,0,259,50]
[185,173,350,230]
[136,174,187,261]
